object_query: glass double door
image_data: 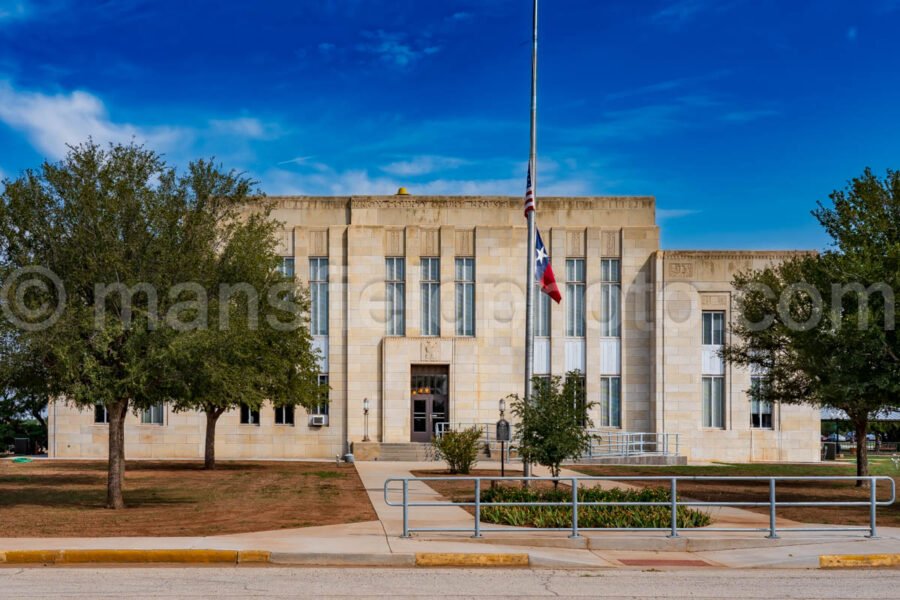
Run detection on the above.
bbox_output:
[410,366,449,443]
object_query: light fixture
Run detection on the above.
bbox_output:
[499,398,506,416]
[363,397,370,442]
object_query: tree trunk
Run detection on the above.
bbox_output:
[106,399,128,509]
[203,409,224,470]
[853,417,869,488]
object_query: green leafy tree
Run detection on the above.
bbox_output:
[723,169,900,484]
[169,213,324,469]
[509,372,595,483]
[0,142,260,507]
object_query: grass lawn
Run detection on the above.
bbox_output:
[0,460,377,537]
[571,460,900,527]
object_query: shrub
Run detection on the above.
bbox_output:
[479,485,711,529]
[432,427,483,474]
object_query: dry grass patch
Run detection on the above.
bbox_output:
[0,460,377,537]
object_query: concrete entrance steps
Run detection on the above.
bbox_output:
[365,443,435,462]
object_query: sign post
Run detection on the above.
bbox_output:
[496,418,510,478]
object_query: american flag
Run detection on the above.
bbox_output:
[523,161,535,216]
[535,229,561,303]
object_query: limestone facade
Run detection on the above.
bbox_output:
[48,195,820,462]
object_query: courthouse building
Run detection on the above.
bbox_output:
[48,194,821,463]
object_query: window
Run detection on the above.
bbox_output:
[702,311,725,345]
[385,257,406,336]
[421,257,440,336]
[535,282,550,337]
[750,376,773,429]
[566,372,587,427]
[312,374,330,416]
[702,376,725,428]
[309,257,328,335]
[274,405,295,425]
[566,259,585,337]
[240,404,260,425]
[141,404,164,425]
[278,257,295,278]
[600,376,621,428]
[533,375,551,395]
[94,404,108,424]
[601,259,621,338]
[455,257,474,336]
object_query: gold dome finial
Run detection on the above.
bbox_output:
[396,187,409,195]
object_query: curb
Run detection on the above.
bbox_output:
[820,554,900,569]
[415,553,530,567]
[0,549,270,565]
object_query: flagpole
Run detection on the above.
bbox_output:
[523,0,538,479]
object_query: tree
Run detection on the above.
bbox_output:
[509,372,595,483]
[0,142,258,507]
[723,169,900,484]
[432,426,482,474]
[0,341,51,452]
[169,212,323,469]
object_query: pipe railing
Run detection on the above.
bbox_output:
[384,475,895,539]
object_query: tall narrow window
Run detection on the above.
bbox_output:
[309,257,328,336]
[313,374,330,416]
[455,258,474,336]
[566,259,585,337]
[750,376,773,429]
[421,257,440,336]
[94,404,109,424]
[141,404,164,425]
[535,282,550,337]
[240,404,260,425]
[702,311,725,345]
[702,376,725,428]
[386,257,405,336]
[600,376,621,428]
[278,257,295,278]
[566,372,587,427]
[600,259,621,337]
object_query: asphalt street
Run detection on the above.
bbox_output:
[0,566,896,599]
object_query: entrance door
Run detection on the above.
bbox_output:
[410,366,449,442]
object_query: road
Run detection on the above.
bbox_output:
[0,567,896,599]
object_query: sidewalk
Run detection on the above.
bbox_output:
[1,460,897,569]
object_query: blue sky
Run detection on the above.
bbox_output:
[1,0,899,249]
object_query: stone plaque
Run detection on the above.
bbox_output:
[667,262,694,279]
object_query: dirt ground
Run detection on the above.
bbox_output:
[0,460,377,537]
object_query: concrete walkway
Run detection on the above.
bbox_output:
[1,459,897,570]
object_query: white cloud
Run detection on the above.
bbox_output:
[355,30,440,68]
[209,117,279,140]
[657,208,700,221]
[380,155,466,176]
[0,81,186,159]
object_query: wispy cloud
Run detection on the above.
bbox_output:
[657,208,700,221]
[209,117,281,140]
[0,0,29,22]
[354,30,440,68]
[0,81,186,159]
[380,155,466,176]
[720,109,779,123]
[606,70,730,101]
[651,0,741,29]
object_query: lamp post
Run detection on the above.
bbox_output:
[363,397,370,442]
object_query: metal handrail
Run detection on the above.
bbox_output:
[436,424,681,460]
[383,475,896,539]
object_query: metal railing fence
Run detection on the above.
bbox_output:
[384,475,895,539]
[435,423,680,460]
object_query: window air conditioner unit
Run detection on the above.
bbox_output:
[309,414,328,427]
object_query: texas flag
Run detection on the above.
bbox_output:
[535,229,561,303]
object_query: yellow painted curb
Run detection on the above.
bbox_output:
[415,552,529,567]
[0,549,243,565]
[820,554,900,568]
[238,550,271,564]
